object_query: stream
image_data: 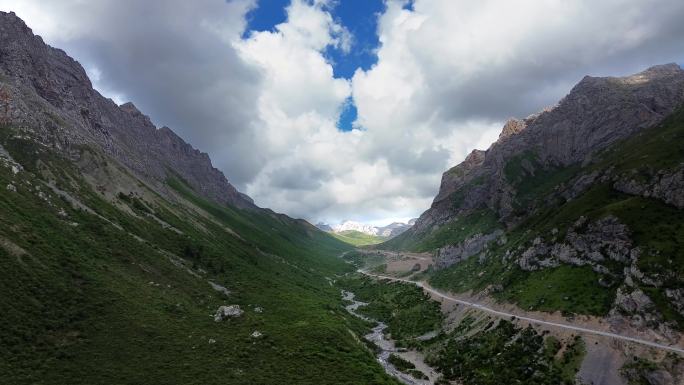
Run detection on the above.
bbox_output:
[341,290,434,385]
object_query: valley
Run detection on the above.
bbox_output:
[0,7,683,385]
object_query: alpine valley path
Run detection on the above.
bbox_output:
[359,270,684,355]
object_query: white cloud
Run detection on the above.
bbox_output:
[1,0,683,226]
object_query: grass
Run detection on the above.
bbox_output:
[429,178,684,319]
[595,104,684,173]
[383,209,501,252]
[504,150,581,210]
[332,230,387,246]
[0,129,400,385]
[341,250,387,270]
[501,265,615,315]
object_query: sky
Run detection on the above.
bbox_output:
[1,0,683,226]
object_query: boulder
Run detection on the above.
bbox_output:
[213,305,243,322]
[250,331,263,338]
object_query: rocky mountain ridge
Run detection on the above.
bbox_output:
[0,11,253,209]
[409,63,684,235]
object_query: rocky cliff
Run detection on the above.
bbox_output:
[406,63,684,236]
[0,11,253,209]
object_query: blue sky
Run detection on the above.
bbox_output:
[244,0,385,131]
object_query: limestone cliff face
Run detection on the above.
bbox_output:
[410,63,684,235]
[0,11,253,208]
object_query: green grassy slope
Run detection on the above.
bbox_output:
[0,129,399,385]
[332,230,387,246]
[383,209,501,252]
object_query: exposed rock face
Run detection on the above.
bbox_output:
[376,222,412,238]
[315,222,333,232]
[435,230,503,269]
[608,287,678,344]
[0,11,253,209]
[498,118,526,140]
[614,167,684,209]
[514,215,636,275]
[665,289,684,317]
[405,63,684,236]
[213,305,243,322]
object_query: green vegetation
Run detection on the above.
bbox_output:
[621,358,661,385]
[429,320,585,385]
[505,150,581,210]
[596,104,684,172]
[0,129,399,384]
[337,276,443,343]
[332,230,387,246]
[388,354,428,380]
[430,250,616,316]
[383,209,501,252]
[341,250,386,270]
[398,106,684,321]
[430,167,684,320]
[501,265,615,315]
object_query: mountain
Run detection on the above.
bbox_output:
[0,12,399,384]
[328,220,416,239]
[383,63,684,350]
[333,220,380,235]
[376,221,413,238]
[315,222,333,232]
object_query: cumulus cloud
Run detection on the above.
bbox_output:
[0,0,265,183]
[1,0,683,225]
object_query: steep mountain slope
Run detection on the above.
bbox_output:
[0,12,399,385]
[383,64,684,343]
[376,222,413,238]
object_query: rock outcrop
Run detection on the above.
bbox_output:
[614,168,684,209]
[435,230,503,269]
[512,216,637,284]
[213,305,243,322]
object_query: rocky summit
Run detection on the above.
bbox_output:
[407,63,684,233]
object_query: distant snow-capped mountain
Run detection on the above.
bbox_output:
[315,222,333,232]
[333,220,379,235]
[315,219,418,238]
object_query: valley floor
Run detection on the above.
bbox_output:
[343,249,684,385]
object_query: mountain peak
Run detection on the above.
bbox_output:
[498,118,526,140]
[0,12,253,209]
[120,101,142,115]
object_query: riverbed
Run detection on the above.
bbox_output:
[341,290,436,385]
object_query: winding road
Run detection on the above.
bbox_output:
[360,270,684,355]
